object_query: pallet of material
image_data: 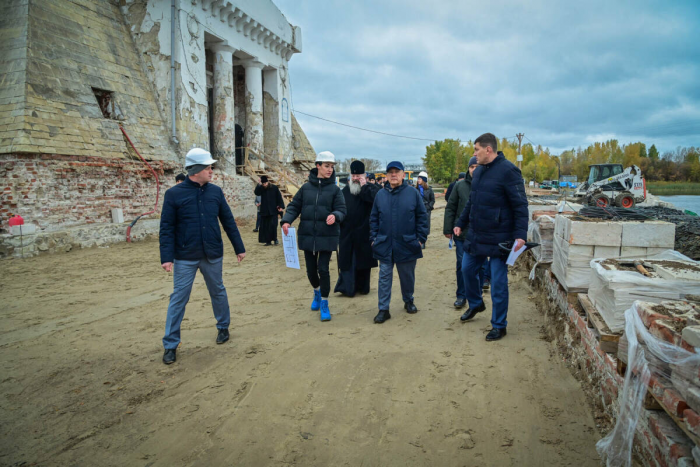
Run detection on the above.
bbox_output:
[589,254,700,333]
[578,293,621,353]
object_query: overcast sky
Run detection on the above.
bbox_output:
[275,0,700,164]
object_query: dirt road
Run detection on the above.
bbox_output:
[0,206,601,466]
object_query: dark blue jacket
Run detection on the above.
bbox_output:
[159,177,245,263]
[369,181,428,263]
[455,152,528,257]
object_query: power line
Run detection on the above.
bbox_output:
[292,110,440,142]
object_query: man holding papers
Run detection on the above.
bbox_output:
[453,133,528,341]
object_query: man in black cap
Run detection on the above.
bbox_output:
[335,160,381,296]
[254,175,285,246]
[367,173,376,184]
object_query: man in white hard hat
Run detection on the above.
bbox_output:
[159,148,246,364]
[282,151,347,321]
[415,171,435,248]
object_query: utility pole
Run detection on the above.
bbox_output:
[516,133,524,170]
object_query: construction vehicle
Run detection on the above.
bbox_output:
[573,164,646,208]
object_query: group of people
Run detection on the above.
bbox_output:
[158,133,528,364]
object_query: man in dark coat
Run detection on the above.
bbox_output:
[254,175,285,246]
[159,148,246,365]
[443,159,477,308]
[370,161,428,324]
[453,133,528,341]
[335,160,381,297]
[281,151,347,321]
[444,172,465,205]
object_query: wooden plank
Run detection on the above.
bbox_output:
[578,293,622,354]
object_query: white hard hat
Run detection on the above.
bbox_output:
[418,171,428,178]
[185,148,217,168]
[315,151,336,163]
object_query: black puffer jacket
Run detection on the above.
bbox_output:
[281,169,347,252]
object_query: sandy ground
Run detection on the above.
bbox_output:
[0,202,601,466]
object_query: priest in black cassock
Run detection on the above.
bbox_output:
[254,175,285,246]
[334,160,381,296]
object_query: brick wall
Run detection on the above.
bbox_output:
[0,153,256,236]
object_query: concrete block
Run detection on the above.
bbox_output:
[682,326,700,349]
[111,208,124,224]
[10,224,36,235]
[621,221,675,248]
[620,246,647,258]
[569,220,622,246]
[655,263,700,282]
[554,214,571,241]
[646,247,672,256]
[593,245,621,259]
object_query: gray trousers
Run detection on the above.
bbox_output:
[378,259,416,310]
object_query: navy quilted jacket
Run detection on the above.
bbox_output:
[455,152,528,257]
[159,177,245,263]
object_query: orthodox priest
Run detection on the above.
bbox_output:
[254,175,285,246]
[335,160,381,296]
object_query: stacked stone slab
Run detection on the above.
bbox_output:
[589,257,700,332]
[618,300,700,459]
[527,210,573,263]
[551,215,675,292]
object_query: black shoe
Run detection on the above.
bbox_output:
[274,240,279,245]
[404,301,418,314]
[454,298,467,308]
[163,349,176,365]
[374,310,391,323]
[264,242,272,246]
[482,280,490,290]
[486,328,507,341]
[253,229,259,232]
[216,328,230,344]
[460,302,486,322]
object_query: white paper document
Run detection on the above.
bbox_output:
[506,242,526,266]
[282,227,300,269]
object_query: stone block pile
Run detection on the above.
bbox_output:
[551,214,675,292]
[589,257,700,333]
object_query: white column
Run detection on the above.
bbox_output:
[243,60,264,154]
[211,44,236,171]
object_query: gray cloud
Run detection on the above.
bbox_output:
[278,0,700,162]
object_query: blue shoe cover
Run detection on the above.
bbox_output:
[311,289,322,311]
[320,300,331,321]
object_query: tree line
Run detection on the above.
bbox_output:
[423,137,700,185]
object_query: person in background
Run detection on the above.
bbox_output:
[416,171,435,248]
[254,176,285,246]
[445,172,465,206]
[159,148,246,365]
[253,195,261,233]
[370,161,428,324]
[175,173,186,184]
[281,151,347,322]
[367,173,376,184]
[335,161,381,297]
[453,133,528,341]
[443,158,477,308]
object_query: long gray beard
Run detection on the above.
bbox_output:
[349,181,362,196]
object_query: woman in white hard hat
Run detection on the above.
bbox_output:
[281,151,347,321]
[416,171,435,248]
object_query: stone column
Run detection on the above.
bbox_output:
[211,44,236,171]
[262,67,280,160]
[243,60,264,154]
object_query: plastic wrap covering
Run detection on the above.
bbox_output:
[597,301,700,466]
[527,215,554,263]
[551,234,595,291]
[588,251,699,333]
